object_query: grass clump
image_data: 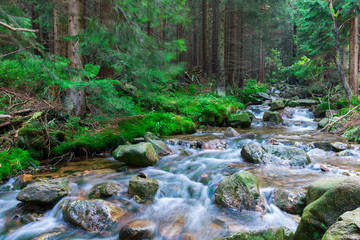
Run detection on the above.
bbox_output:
[0,148,38,181]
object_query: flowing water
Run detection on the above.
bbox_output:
[0,105,359,239]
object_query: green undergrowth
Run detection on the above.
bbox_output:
[142,92,244,126]
[0,148,38,181]
[118,112,197,140]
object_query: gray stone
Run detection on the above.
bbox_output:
[113,143,159,167]
[330,142,350,152]
[119,220,157,240]
[218,226,294,240]
[128,175,159,200]
[16,178,69,204]
[263,111,284,125]
[270,99,285,111]
[274,189,306,215]
[224,127,240,137]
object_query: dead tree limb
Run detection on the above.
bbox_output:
[320,104,360,132]
[0,21,39,33]
[0,45,36,58]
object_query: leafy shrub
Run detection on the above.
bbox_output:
[0,148,38,180]
[239,79,267,103]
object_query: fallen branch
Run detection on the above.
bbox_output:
[0,115,12,119]
[0,20,39,33]
[320,104,360,132]
[0,45,36,58]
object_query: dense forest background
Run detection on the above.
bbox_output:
[0,0,359,179]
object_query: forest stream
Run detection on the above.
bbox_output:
[0,105,358,240]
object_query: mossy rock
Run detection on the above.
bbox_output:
[89,182,123,198]
[270,99,286,111]
[314,103,334,118]
[318,118,329,128]
[214,171,263,211]
[322,207,360,240]
[336,99,350,109]
[229,113,252,128]
[294,177,360,240]
[288,101,300,107]
[128,175,159,200]
[343,126,360,143]
[113,143,159,167]
[263,111,283,125]
[241,144,311,167]
[119,220,157,240]
[218,226,294,240]
[17,127,46,159]
[63,199,126,233]
[274,189,306,215]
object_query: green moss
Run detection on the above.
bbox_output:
[51,129,126,157]
[0,148,39,181]
[117,112,196,140]
[344,126,360,143]
[316,102,334,111]
[336,99,349,109]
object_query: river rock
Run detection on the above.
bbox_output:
[274,189,306,215]
[313,141,333,151]
[288,100,300,107]
[182,233,197,240]
[229,113,252,128]
[144,132,173,156]
[218,226,294,240]
[279,108,293,118]
[322,207,360,240]
[113,143,159,167]
[160,218,185,239]
[255,92,272,101]
[16,178,69,204]
[224,127,240,137]
[128,175,159,200]
[298,99,318,107]
[263,111,284,125]
[215,171,264,212]
[270,99,285,111]
[63,199,126,233]
[119,219,157,240]
[294,177,360,240]
[20,174,35,189]
[89,182,123,198]
[330,142,349,152]
[241,144,311,166]
[202,139,227,150]
[305,177,347,205]
[130,137,145,144]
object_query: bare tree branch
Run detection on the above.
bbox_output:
[0,45,36,58]
[0,20,39,33]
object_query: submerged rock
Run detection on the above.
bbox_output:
[89,182,123,198]
[160,218,185,239]
[16,178,69,204]
[263,111,284,125]
[63,199,126,233]
[322,207,360,240]
[224,127,240,137]
[202,139,227,150]
[274,189,306,215]
[215,171,264,212]
[313,141,333,151]
[294,177,360,240]
[128,175,159,200]
[229,113,252,128]
[241,144,311,166]
[113,143,159,167]
[270,99,285,111]
[119,219,157,240]
[144,132,174,156]
[218,226,294,240]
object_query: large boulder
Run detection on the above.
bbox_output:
[128,175,159,200]
[322,208,360,240]
[297,99,318,107]
[305,177,347,206]
[229,113,252,128]
[218,226,294,240]
[63,199,126,233]
[215,171,264,212]
[274,189,306,215]
[119,220,157,240]
[16,178,69,204]
[294,177,360,240]
[241,144,311,167]
[144,132,173,156]
[113,143,159,167]
[270,99,285,111]
[263,111,284,125]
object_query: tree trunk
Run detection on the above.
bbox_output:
[342,46,347,69]
[229,10,237,88]
[349,16,359,96]
[239,10,244,87]
[98,0,115,79]
[65,0,86,117]
[217,0,226,96]
[31,3,42,56]
[212,0,219,75]
[258,35,265,83]
[188,0,192,68]
[54,4,61,55]
[202,0,209,75]
[251,32,255,79]
[329,1,352,100]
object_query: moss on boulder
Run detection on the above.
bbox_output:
[218,226,294,240]
[229,113,252,128]
[113,143,159,167]
[263,111,283,125]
